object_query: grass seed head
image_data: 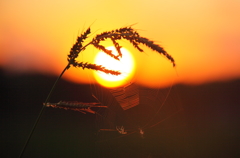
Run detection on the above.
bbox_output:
[67,26,175,73]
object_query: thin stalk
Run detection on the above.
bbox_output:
[44,64,70,104]
[19,63,70,158]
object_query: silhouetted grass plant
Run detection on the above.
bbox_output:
[19,26,175,158]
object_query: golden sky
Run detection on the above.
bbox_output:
[1,0,240,87]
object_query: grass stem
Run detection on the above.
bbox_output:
[18,64,70,158]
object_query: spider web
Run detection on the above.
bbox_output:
[91,82,182,132]
[89,81,185,158]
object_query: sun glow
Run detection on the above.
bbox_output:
[94,46,135,88]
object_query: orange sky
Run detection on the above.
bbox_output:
[1,0,240,88]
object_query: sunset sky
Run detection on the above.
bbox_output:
[1,0,240,88]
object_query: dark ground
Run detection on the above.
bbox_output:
[0,68,239,158]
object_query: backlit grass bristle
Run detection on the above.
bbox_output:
[68,27,91,66]
[72,61,121,75]
[45,101,101,114]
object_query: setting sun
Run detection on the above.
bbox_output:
[94,46,135,88]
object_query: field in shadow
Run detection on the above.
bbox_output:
[1,69,239,157]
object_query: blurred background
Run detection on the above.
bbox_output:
[1,0,240,87]
[1,0,240,157]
